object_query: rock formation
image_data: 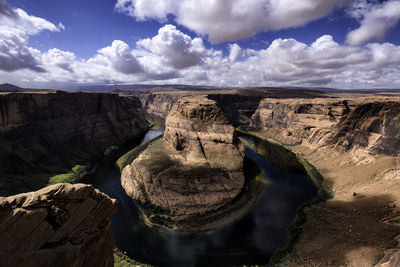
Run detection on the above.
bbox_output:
[251,97,400,160]
[0,183,117,267]
[138,92,183,120]
[118,87,328,124]
[163,96,245,171]
[0,91,148,196]
[121,96,245,231]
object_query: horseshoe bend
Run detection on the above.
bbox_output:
[121,96,247,231]
[1,86,400,266]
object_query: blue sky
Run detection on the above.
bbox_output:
[1,0,400,89]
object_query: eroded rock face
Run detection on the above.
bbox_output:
[0,183,117,267]
[164,96,244,170]
[0,91,148,195]
[121,96,245,231]
[251,97,400,160]
[138,92,182,120]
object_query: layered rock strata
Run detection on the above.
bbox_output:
[0,183,117,267]
[251,96,400,266]
[121,87,328,124]
[121,96,245,231]
[0,91,148,195]
[251,97,400,160]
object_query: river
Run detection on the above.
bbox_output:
[82,128,318,267]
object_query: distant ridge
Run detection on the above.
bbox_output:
[0,83,24,92]
[77,84,222,93]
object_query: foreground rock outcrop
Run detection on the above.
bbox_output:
[121,96,245,231]
[0,91,148,196]
[0,183,117,267]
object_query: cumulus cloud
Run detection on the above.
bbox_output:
[42,48,76,72]
[1,19,400,89]
[137,24,206,69]
[229,44,242,62]
[0,0,62,73]
[0,0,16,18]
[0,1,60,35]
[98,40,143,74]
[0,27,45,72]
[223,35,400,87]
[346,0,400,45]
[115,0,349,43]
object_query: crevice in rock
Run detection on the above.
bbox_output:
[196,133,208,160]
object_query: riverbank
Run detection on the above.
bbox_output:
[239,127,400,266]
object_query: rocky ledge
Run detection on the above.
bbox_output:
[251,97,400,162]
[0,183,117,267]
[121,96,245,231]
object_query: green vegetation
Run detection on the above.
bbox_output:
[116,135,162,171]
[150,121,162,130]
[47,164,90,185]
[114,249,153,267]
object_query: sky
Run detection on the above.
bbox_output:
[0,0,400,89]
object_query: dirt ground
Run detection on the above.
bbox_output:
[285,146,400,267]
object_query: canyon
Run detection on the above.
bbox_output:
[0,86,400,266]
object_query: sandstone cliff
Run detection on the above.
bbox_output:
[124,87,328,124]
[121,96,245,231]
[163,96,245,171]
[251,97,400,161]
[0,183,117,267]
[0,91,148,196]
[138,92,183,120]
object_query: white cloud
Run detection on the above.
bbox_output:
[175,34,400,88]
[115,0,349,43]
[1,20,400,89]
[229,44,242,62]
[0,4,59,35]
[0,0,63,73]
[346,0,400,45]
[137,24,206,69]
[42,48,76,72]
[0,26,45,72]
[98,40,143,74]
[57,22,65,31]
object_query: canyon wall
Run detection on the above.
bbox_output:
[0,91,148,195]
[133,88,328,125]
[0,183,117,267]
[251,97,400,159]
[136,91,282,125]
[138,92,183,120]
